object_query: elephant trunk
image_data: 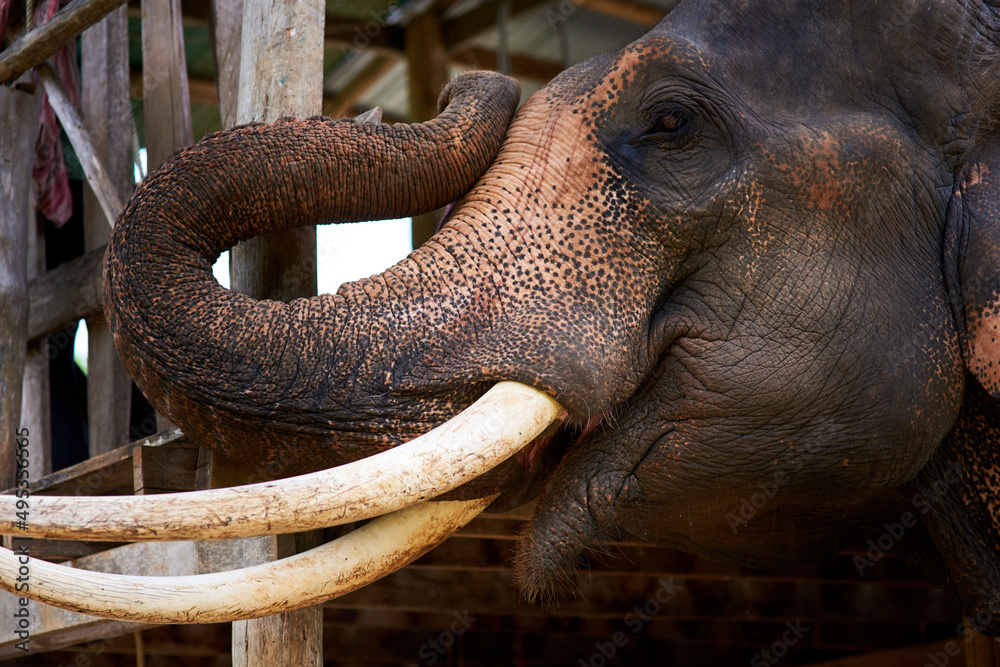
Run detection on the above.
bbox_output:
[103,72,521,475]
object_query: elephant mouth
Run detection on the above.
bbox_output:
[0,382,566,622]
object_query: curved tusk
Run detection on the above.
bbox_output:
[0,496,494,624]
[0,382,563,541]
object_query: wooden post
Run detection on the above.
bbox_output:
[228,0,322,301]
[81,6,134,456]
[141,0,193,170]
[141,0,192,433]
[0,80,42,490]
[209,0,244,129]
[966,621,1000,667]
[227,1,324,664]
[406,10,449,248]
[20,193,52,477]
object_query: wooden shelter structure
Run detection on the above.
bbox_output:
[0,0,998,664]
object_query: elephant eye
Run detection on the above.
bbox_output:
[659,107,689,134]
[634,103,695,146]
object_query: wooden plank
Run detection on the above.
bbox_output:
[1,428,186,497]
[322,608,959,653]
[451,44,562,82]
[581,0,665,25]
[327,567,959,625]
[132,445,200,495]
[36,64,122,230]
[0,0,129,83]
[806,638,966,666]
[209,0,243,129]
[81,6,134,458]
[407,10,450,249]
[0,79,42,494]
[141,0,193,170]
[966,620,1000,667]
[25,244,104,342]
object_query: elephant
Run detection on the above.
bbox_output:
[16,0,1000,634]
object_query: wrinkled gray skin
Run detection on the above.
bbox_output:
[105,1,1000,632]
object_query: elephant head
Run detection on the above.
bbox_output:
[20,0,1000,632]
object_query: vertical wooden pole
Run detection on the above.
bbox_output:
[142,0,192,433]
[141,0,193,169]
[228,1,324,665]
[209,0,244,129]
[82,5,134,456]
[229,0,322,300]
[406,11,449,249]
[966,621,1000,667]
[0,80,42,490]
[20,200,52,477]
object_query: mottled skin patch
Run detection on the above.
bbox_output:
[106,2,1000,632]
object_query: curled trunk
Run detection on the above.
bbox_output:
[104,72,521,475]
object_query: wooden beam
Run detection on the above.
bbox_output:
[229,0,325,663]
[0,80,41,493]
[141,0,193,170]
[26,244,104,342]
[81,5,134,457]
[37,64,122,229]
[132,444,200,495]
[323,54,397,118]
[443,0,549,48]
[451,44,562,81]
[324,20,406,58]
[328,567,960,625]
[581,0,665,26]
[804,638,967,666]
[966,620,1000,667]
[229,0,322,302]
[0,0,129,83]
[407,10,450,249]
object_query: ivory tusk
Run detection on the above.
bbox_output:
[0,382,563,541]
[0,497,494,623]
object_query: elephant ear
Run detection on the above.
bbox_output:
[946,135,1000,398]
